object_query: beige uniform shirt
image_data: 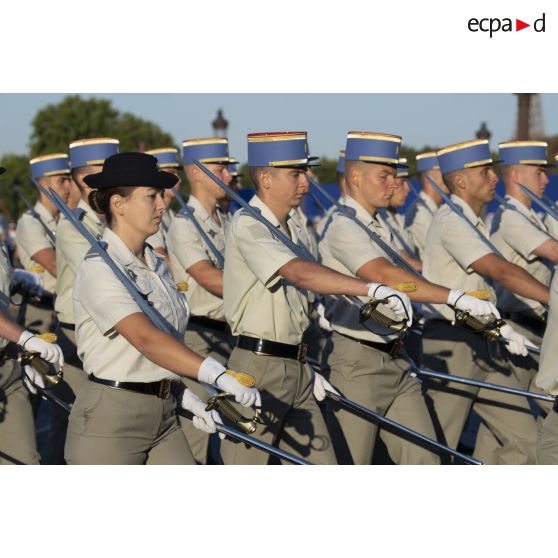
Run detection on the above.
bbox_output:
[404,191,438,261]
[290,206,318,259]
[318,196,400,343]
[422,195,496,322]
[379,209,417,257]
[146,208,175,251]
[224,195,309,345]
[0,241,12,350]
[167,197,227,320]
[73,228,190,383]
[490,196,551,317]
[544,213,558,241]
[15,201,57,294]
[55,199,104,324]
[315,195,346,238]
[536,270,558,395]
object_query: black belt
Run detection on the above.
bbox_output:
[336,331,403,357]
[237,335,307,361]
[58,322,76,331]
[88,373,173,399]
[189,315,229,333]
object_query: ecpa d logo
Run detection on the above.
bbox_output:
[468,13,546,37]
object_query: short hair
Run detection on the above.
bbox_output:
[442,170,459,193]
[248,166,270,190]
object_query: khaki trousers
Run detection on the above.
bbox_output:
[324,332,439,465]
[65,380,195,465]
[0,357,40,465]
[422,320,538,464]
[220,347,337,465]
[178,323,235,464]
[536,409,558,464]
[42,325,87,464]
[474,317,549,463]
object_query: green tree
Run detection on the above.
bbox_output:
[0,153,36,222]
[29,95,174,155]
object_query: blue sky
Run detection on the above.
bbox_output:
[1,94,557,162]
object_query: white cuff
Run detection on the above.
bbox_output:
[197,356,226,385]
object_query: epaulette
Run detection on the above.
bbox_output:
[84,241,107,260]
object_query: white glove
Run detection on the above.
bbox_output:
[316,302,332,332]
[447,289,501,319]
[22,364,45,395]
[13,269,44,297]
[367,283,413,327]
[180,388,223,436]
[313,372,339,402]
[197,356,261,408]
[499,324,534,357]
[17,331,64,368]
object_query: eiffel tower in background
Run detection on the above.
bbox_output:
[514,94,545,140]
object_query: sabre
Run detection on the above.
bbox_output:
[172,190,225,269]
[38,388,309,465]
[303,357,480,464]
[409,365,552,403]
[324,390,481,465]
[175,408,310,465]
[17,188,56,245]
[408,180,434,215]
[423,175,505,259]
[518,183,558,223]
[306,175,421,277]
[193,160,412,333]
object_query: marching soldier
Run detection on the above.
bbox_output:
[166,138,235,463]
[220,131,413,464]
[316,150,346,237]
[422,139,550,464]
[145,147,180,261]
[45,138,119,463]
[65,152,259,464]
[16,154,73,333]
[0,163,65,465]
[404,151,447,261]
[218,158,242,214]
[319,132,497,465]
[378,158,421,270]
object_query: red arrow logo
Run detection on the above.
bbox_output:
[516,19,530,31]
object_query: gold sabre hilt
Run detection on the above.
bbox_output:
[205,370,262,434]
[358,282,417,333]
[19,332,63,387]
[453,310,505,339]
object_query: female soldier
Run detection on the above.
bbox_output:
[64,152,260,465]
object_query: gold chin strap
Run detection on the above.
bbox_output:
[19,332,63,387]
[205,370,263,434]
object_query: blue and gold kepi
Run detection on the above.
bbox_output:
[396,158,409,178]
[345,132,405,167]
[498,140,548,166]
[337,150,346,174]
[182,137,231,165]
[247,131,319,168]
[437,139,494,175]
[30,153,70,179]
[145,147,180,168]
[415,151,440,173]
[228,157,242,177]
[69,137,120,169]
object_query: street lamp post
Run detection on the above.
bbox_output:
[212,109,229,138]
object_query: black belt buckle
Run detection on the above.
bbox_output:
[297,343,308,361]
[158,379,171,399]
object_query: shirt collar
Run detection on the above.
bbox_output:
[450,194,485,228]
[77,198,103,227]
[343,196,375,226]
[34,201,56,224]
[102,227,157,270]
[419,191,438,213]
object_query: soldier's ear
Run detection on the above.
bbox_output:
[260,168,272,190]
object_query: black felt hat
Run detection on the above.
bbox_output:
[84,152,178,189]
